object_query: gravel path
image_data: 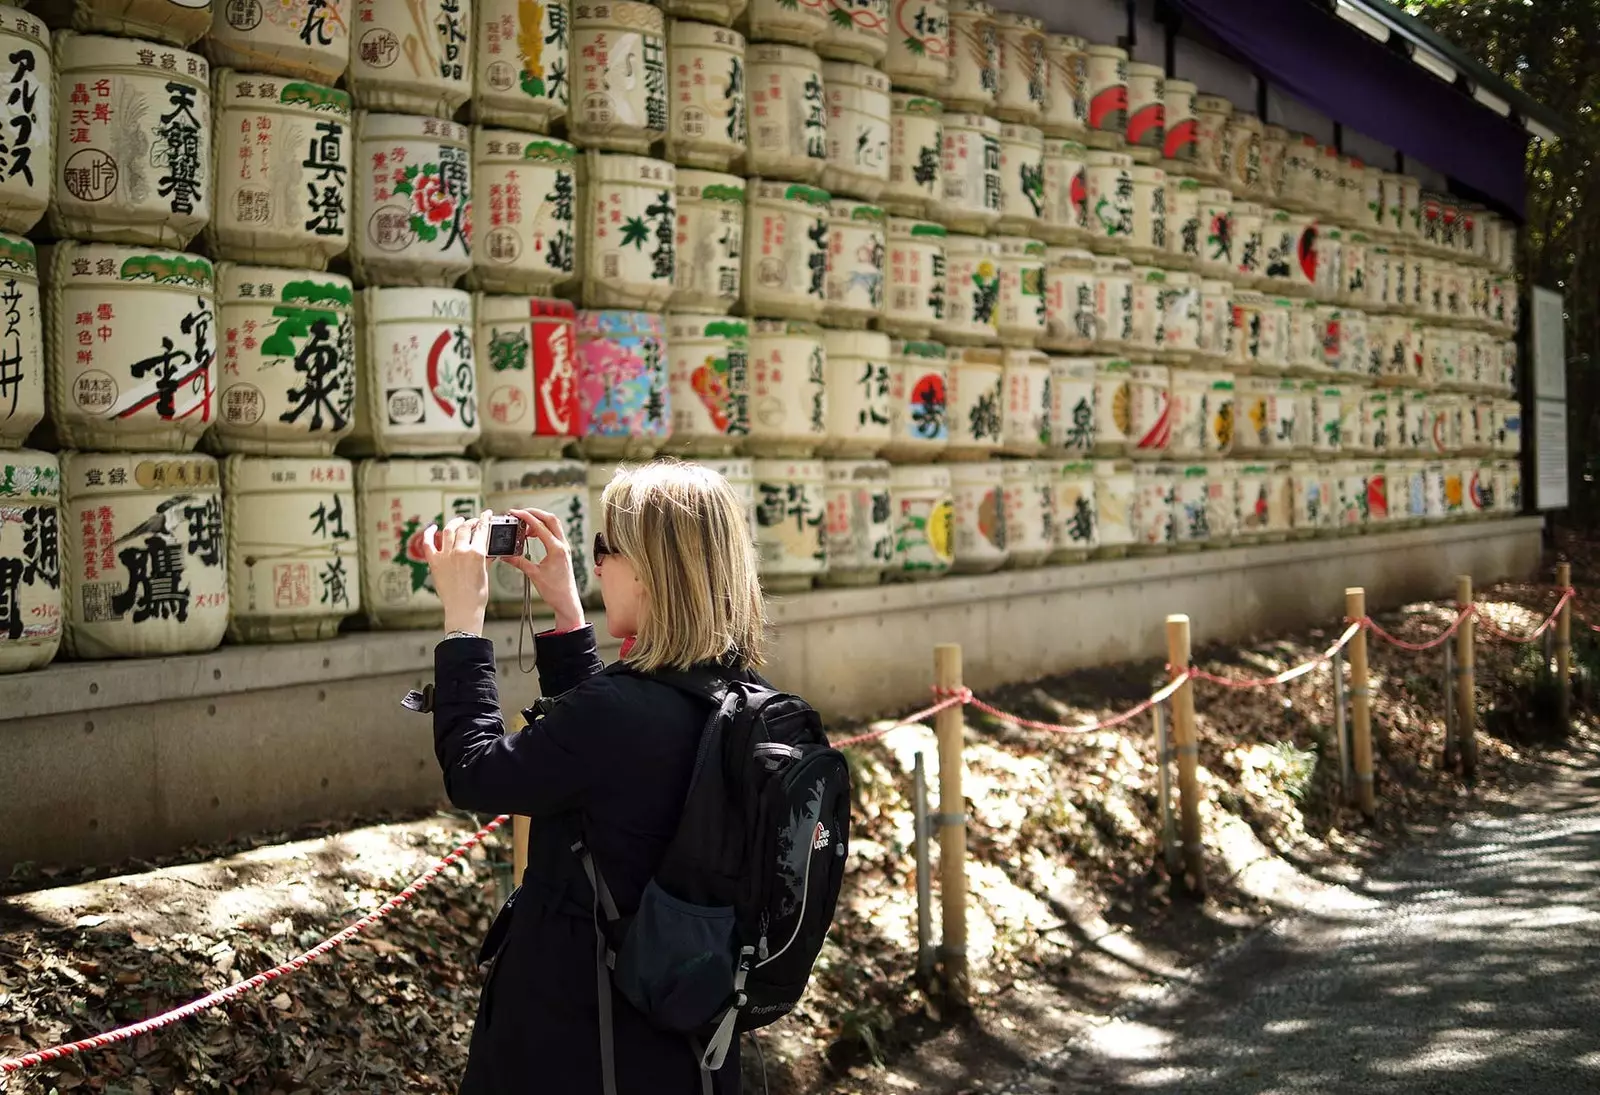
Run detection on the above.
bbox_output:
[1004,748,1600,1094]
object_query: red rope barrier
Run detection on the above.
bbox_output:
[1363,607,1471,652]
[1471,588,1575,645]
[830,692,968,749]
[1189,622,1364,690]
[964,671,1191,736]
[0,816,510,1077]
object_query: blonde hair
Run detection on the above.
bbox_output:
[601,459,767,673]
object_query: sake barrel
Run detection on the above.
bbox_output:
[582,459,616,605]
[61,451,227,657]
[1157,270,1200,361]
[1467,459,1495,518]
[1047,355,1094,455]
[824,198,887,328]
[1191,94,1231,184]
[1366,461,1390,524]
[0,235,43,448]
[44,243,215,452]
[1340,384,1367,453]
[468,131,578,296]
[1341,232,1369,305]
[996,123,1044,236]
[354,456,481,627]
[746,318,826,456]
[1279,133,1318,212]
[1233,461,1269,541]
[991,12,1044,126]
[1197,187,1233,279]
[1124,62,1163,164]
[575,152,676,311]
[998,347,1048,455]
[1167,368,1209,460]
[886,462,952,579]
[347,0,472,116]
[938,111,1001,234]
[1369,388,1396,454]
[569,0,668,153]
[742,179,828,321]
[1224,112,1262,198]
[1125,165,1167,263]
[1396,387,1427,452]
[1420,191,1445,252]
[695,456,755,538]
[1227,290,1266,373]
[882,217,945,337]
[1046,458,1094,561]
[752,456,825,589]
[1467,396,1497,456]
[1165,175,1201,271]
[575,309,669,458]
[470,0,569,131]
[1259,125,1287,204]
[1040,247,1095,353]
[1442,460,1466,520]
[944,344,1002,459]
[350,114,471,288]
[1339,309,1369,379]
[1288,458,1328,536]
[0,9,49,235]
[1310,383,1341,455]
[0,449,61,672]
[1161,78,1197,173]
[1230,200,1265,284]
[1127,363,1170,460]
[1335,459,1368,533]
[664,21,745,171]
[1197,277,1232,363]
[1170,464,1210,548]
[1092,457,1134,556]
[51,35,210,248]
[1131,462,1174,551]
[1406,248,1428,314]
[820,328,891,456]
[820,457,891,584]
[1039,138,1088,246]
[475,294,579,457]
[1496,398,1521,456]
[996,237,1045,348]
[482,457,590,614]
[998,459,1049,567]
[819,0,888,65]
[212,265,355,456]
[940,0,995,113]
[1285,298,1320,375]
[1233,375,1272,455]
[207,0,346,82]
[1271,210,1318,296]
[1382,172,1418,241]
[1126,264,1164,357]
[948,458,1004,571]
[1260,375,1306,455]
[747,0,829,46]
[666,313,749,454]
[1040,33,1087,140]
[207,75,351,270]
[1203,461,1236,545]
[1083,44,1126,151]
[1092,356,1130,457]
[884,0,950,95]
[672,170,744,314]
[821,61,891,201]
[939,234,1000,346]
[1198,372,1235,458]
[747,44,828,184]
[883,339,948,461]
[1088,254,1139,352]
[1356,163,1386,237]
[1084,149,1135,253]
[882,93,943,218]
[1338,155,1366,225]
[347,287,478,456]
[1315,228,1343,303]
[221,455,359,641]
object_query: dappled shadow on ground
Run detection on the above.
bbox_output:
[1022,746,1600,1094]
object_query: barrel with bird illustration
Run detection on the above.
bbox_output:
[0,449,62,673]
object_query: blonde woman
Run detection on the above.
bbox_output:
[421,460,766,1095]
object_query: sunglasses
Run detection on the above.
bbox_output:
[593,531,614,561]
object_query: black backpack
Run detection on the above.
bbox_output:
[570,668,851,1095]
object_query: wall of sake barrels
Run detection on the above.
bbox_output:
[0,0,1534,693]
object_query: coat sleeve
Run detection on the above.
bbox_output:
[430,628,615,818]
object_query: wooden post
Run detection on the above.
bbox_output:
[1345,588,1377,818]
[1557,562,1573,730]
[1165,615,1205,895]
[934,643,969,1006]
[1456,576,1477,783]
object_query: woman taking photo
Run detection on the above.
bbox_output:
[420,460,766,1095]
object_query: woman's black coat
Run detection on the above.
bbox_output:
[429,625,744,1095]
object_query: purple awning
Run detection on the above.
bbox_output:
[1170,0,1529,219]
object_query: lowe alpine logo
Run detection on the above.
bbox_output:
[812,822,831,852]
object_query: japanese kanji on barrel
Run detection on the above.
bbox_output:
[820,457,892,585]
[0,449,62,673]
[222,455,360,642]
[355,456,482,628]
[575,308,669,458]
[350,113,473,288]
[474,294,579,457]
[347,287,479,456]
[482,457,590,614]
[886,461,952,579]
[666,313,749,454]
[43,243,217,453]
[348,0,473,118]
[60,450,228,658]
[0,235,43,449]
[574,151,677,310]
[468,131,578,296]
[751,456,826,589]
[206,0,349,84]
[212,265,356,456]
[472,0,571,133]
[0,7,50,236]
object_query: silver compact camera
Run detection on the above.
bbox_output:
[485,514,529,557]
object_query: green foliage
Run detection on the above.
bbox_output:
[1404,1,1600,521]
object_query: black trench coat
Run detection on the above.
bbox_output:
[430,626,743,1095]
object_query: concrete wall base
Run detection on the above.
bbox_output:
[0,517,1544,873]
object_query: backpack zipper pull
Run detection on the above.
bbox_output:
[758,913,770,961]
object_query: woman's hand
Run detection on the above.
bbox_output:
[500,508,587,633]
[421,511,493,636]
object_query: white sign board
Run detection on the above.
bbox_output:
[1534,397,1569,511]
[1532,285,1567,401]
